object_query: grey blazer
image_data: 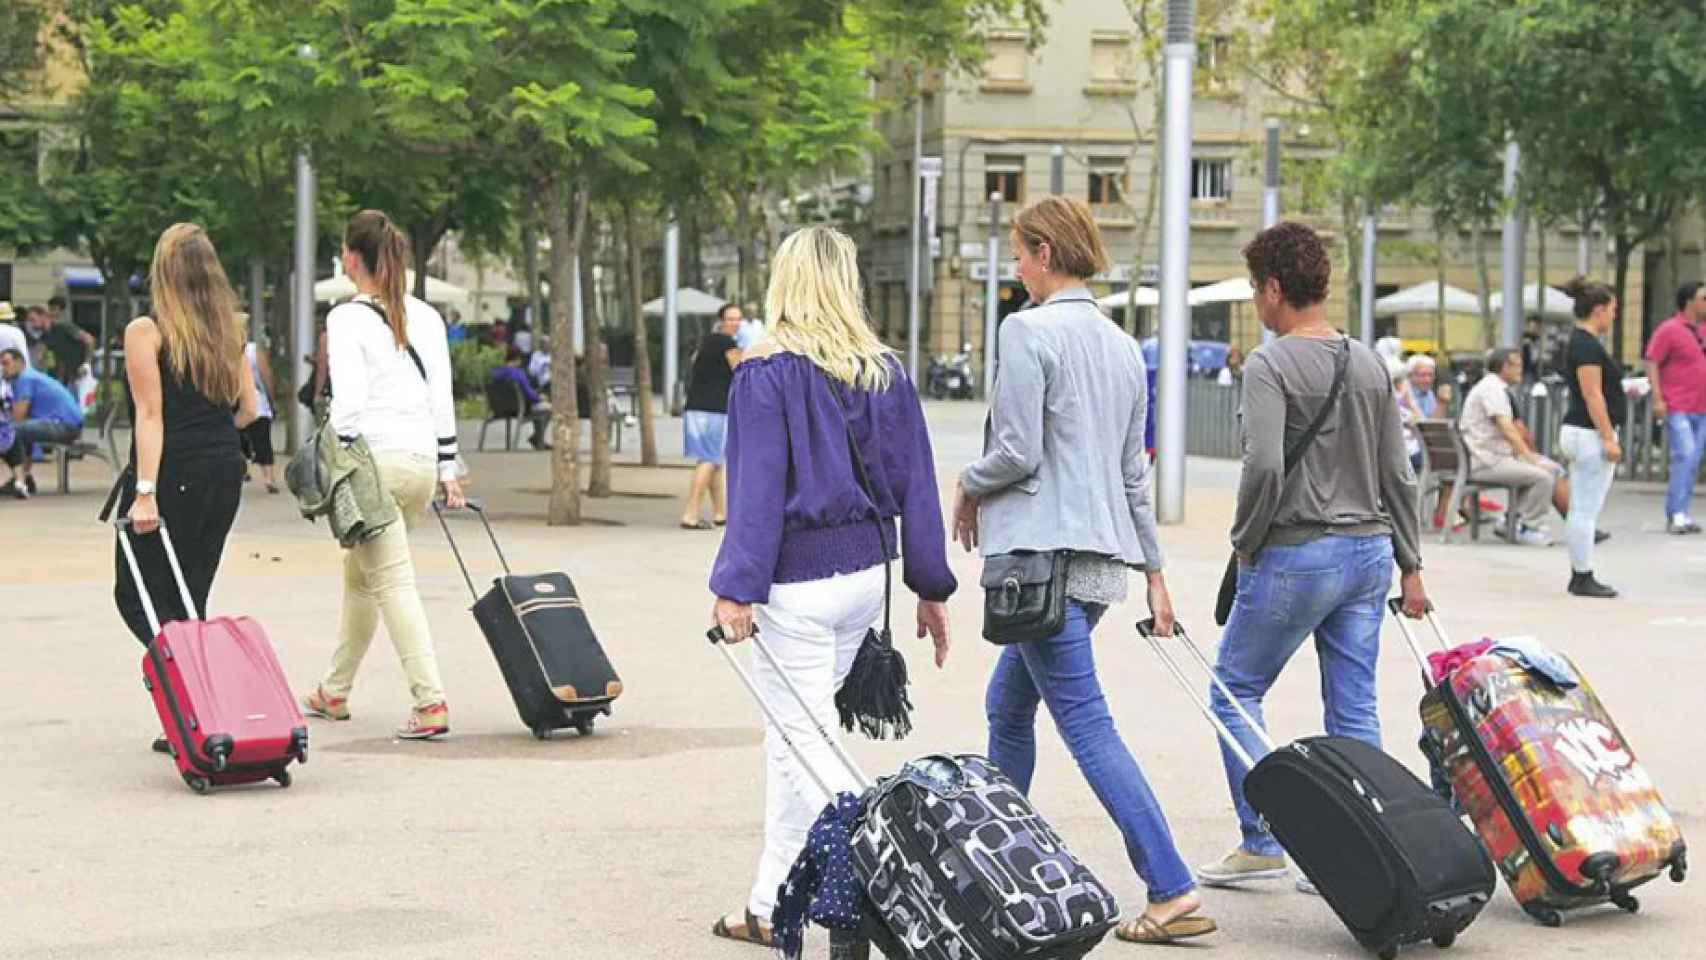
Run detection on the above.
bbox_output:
[960,287,1164,570]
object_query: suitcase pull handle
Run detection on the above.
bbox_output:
[1385,599,1452,689]
[708,626,874,799]
[1136,618,1275,771]
[114,518,201,637]
[432,499,511,603]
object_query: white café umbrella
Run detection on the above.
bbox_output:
[1374,281,1483,317]
[1187,277,1255,306]
[1095,286,1160,311]
[314,271,471,313]
[1489,283,1575,320]
[642,287,728,316]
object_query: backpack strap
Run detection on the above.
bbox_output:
[351,299,425,380]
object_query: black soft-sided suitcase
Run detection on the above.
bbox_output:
[435,502,621,739]
[1142,620,1493,960]
[709,627,1119,960]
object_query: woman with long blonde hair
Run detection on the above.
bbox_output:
[115,224,258,742]
[707,225,956,948]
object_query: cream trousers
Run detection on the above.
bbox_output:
[320,450,445,710]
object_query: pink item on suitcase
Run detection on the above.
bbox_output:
[119,520,306,794]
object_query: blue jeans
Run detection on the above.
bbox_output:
[986,601,1195,903]
[1666,412,1706,520]
[1210,534,1393,858]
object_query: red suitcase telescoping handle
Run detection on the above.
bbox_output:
[114,517,200,638]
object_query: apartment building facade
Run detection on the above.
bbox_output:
[863,0,1659,376]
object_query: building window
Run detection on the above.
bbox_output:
[1088,158,1127,206]
[1197,35,1232,90]
[986,154,1024,204]
[1191,158,1231,202]
[0,264,12,303]
[983,33,1031,91]
[1090,33,1136,87]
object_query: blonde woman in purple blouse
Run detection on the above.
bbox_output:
[707,225,957,947]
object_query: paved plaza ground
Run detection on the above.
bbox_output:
[3,402,1701,959]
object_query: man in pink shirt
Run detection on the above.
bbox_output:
[1645,281,1706,534]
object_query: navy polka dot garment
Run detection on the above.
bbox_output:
[771,792,864,959]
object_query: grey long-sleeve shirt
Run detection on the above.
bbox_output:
[1231,335,1423,573]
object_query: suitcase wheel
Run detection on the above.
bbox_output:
[1378,947,1397,960]
[572,714,596,737]
[1432,931,1456,949]
[1611,891,1639,914]
[1524,905,1563,927]
[273,769,293,789]
[183,773,211,795]
[1670,849,1688,883]
[531,724,553,741]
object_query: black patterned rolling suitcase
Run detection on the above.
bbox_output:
[435,502,621,738]
[709,627,1118,960]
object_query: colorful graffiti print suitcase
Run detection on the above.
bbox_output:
[1391,603,1688,926]
[709,627,1119,960]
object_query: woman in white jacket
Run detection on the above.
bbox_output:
[301,209,466,740]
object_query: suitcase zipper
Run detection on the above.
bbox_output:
[1439,683,1592,899]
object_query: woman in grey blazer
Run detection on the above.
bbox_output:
[954,197,1214,945]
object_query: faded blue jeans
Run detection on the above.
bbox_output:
[1210,534,1394,858]
[1665,412,1706,520]
[986,601,1196,903]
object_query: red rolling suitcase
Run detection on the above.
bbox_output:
[118,519,306,794]
[1390,602,1687,926]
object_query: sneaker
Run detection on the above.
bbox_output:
[22,474,36,495]
[1567,572,1618,599]
[301,686,351,721]
[1668,514,1702,535]
[1477,497,1504,513]
[1295,875,1318,896]
[397,702,449,740]
[1595,529,1612,544]
[1515,526,1553,547]
[0,479,25,500]
[1196,848,1289,887]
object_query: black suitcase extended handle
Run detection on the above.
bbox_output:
[431,499,511,602]
[708,626,875,799]
[1136,618,1275,772]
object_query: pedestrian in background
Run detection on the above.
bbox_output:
[110,224,259,758]
[1459,348,1559,545]
[241,330,280,493]
[1644,281,1706,535]
[707,225,954,948]
[1200,222,1427,893]
[1559,276,1623,598]
[955,196,1215,946]
[679,302,742,530]
[300,209,465,741]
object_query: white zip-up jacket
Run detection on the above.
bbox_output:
[327,294,459,480]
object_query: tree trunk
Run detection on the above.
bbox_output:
[583,221,613,498]
[1536,221,1547,333]
[521,218,544,330]
[625,204,659,466]
[734,189,753,305]
[1127,96,1163,338]
[1435,218,1447,353]
[1342,199,1362,332]
[1472,221,1494,348]
[541,173,584,526]
[411,237,432,301]
[248,261,265,344]
[1612,234,1632,365]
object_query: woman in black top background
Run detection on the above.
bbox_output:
[1558,276,1622,598]
[115,223,258,649]
[679,303,743,529]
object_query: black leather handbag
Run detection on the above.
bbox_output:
[981,549,1072,645]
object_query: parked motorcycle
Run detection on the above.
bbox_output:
[926,344,976,400]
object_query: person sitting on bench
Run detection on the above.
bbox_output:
[490,347,552,450]
[0,347,83,499]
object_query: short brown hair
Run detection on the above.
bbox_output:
[1012,197,1110,280]
[1244,221,1331,308]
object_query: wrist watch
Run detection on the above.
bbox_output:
[135,479,157,497]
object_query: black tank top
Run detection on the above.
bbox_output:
[129,346,243,467]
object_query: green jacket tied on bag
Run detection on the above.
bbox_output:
[286,423,398,548]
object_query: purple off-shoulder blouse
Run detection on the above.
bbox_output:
[708,352,957,605]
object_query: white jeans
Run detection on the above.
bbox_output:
[1560,425,1616,573]
[746,565,884,918]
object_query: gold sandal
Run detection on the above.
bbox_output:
[710,909,773,947]
[1115,913,1218,944]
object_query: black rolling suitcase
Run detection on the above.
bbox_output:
[709,627,1119,960]
[434,502,621,739]
[1140,620,1493,960]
